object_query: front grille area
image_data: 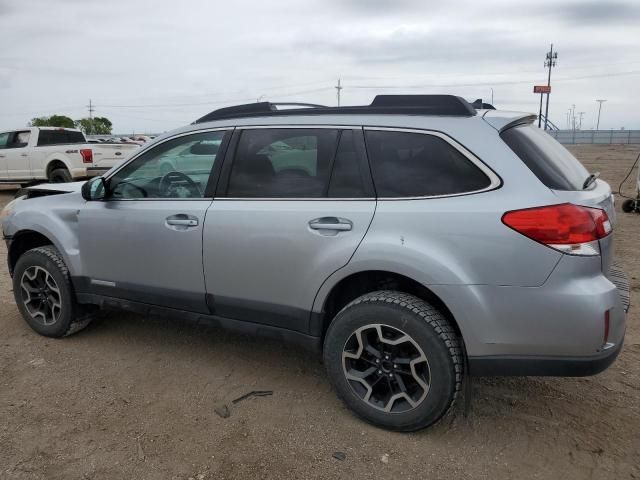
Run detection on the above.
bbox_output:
[608,262,631,313]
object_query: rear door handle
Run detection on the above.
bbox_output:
[166,214,199,229]
[309,217,353,231]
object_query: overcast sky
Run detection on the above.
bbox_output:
[1,0,640,134]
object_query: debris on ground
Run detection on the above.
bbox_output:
[214,404,231,418]
[381,453,389,464]
[332,451,346,461]
[231,390,273,404]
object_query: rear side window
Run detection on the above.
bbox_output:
[227,128,339,197]
[0,132,9,149]
[328,130,369,198]
[37,129,85,146]
[365,130,491,197]
[500,125,589,191]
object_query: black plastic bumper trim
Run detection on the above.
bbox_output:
[468,340,623,377]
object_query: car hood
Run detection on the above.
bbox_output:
[25,181,86,193]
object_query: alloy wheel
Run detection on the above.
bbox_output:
[20,266,62,326]
[342,324,430,413]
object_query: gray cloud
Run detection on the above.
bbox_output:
[554,1,640,25]
[0,0,639,132]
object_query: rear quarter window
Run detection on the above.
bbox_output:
[500,125,589,191]
[364,130,492,198]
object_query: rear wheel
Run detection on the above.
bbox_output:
[12,246,92,337]
[622,199,637,213]
[323,291,463,431]
[49,168,72,183]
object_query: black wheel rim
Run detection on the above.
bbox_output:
[20,266,62,326]
[342,324,430,413]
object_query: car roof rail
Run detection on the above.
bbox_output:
[193,95,477,123]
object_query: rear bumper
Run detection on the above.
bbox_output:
[86,167,109,178]
[468,338,624,376]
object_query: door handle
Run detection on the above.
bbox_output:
[165,214,199,229]
[309,217,353,231]
[20,153,27,157]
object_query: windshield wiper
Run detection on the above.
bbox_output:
[583,172,600,190]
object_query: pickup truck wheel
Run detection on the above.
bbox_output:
[323,291,463,431]
[49,168,72,183]
[12,246,91,338]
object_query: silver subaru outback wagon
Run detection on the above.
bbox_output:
[1,95,629,431]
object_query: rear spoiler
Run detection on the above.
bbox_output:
[482,111,537,132]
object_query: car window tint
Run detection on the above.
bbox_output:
[500,125,589,191]
[108,131,225,199]
[365,130,491,197]
[37,129,85,146]
[328,130,368,198]
[0,132,9,149]
[227,128,339,197]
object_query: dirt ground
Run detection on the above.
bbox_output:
[0,144,639,480]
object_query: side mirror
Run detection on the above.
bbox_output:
[82,176,107,201]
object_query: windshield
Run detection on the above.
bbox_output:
[501,125,590,191]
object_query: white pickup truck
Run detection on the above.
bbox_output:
[0,127,139,185]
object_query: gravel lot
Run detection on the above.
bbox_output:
[1,144,639,480]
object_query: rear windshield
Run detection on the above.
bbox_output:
[37,129,85,146]
[500,125,589,191]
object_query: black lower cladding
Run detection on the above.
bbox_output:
[468,339,623,377]
[73,276,210,314]
[72,277,321,350]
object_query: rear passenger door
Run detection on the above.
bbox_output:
[203,127,375,334]
[0,132,9,179]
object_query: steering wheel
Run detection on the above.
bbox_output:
[158,171,201,198]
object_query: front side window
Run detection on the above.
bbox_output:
[108,130,225,199]
[365,130,491,197]
[227,128,339,197]
[7,131,31,149]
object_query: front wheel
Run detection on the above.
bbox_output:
[323,291,463,431]
[12,246,92,337]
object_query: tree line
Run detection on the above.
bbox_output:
[29,114,113,135]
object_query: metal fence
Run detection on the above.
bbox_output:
[548,130,640,145]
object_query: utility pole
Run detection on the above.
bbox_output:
[543,44,557,130]
[86,99,95,135]
[578,111,585,130]
[87,99,94,121]
[595,99,607,130]
[571,104,576,131]
[335,78,343,107]
[490,88,494,105]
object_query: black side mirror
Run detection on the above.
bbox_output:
[82,176,107,201]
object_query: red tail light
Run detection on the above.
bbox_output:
[502,203,612,255]
[80,149,93,164]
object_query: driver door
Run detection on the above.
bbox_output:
[78,129,230,313]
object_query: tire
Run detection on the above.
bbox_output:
[12,246,91,338]
[323,291,463,432]
[49,168,72,183]
[622,199,637,213]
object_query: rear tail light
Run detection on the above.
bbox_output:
[502,203,612,256]
[80,149,93,164]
